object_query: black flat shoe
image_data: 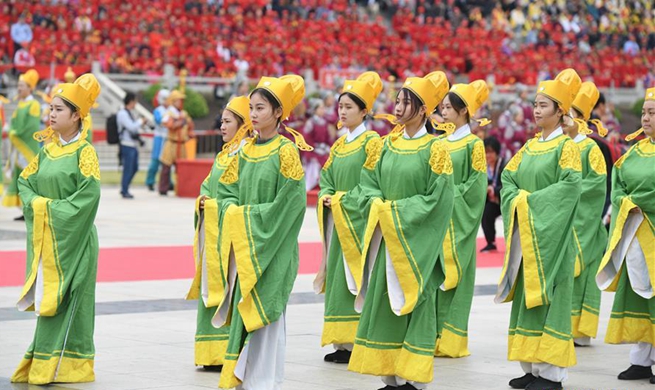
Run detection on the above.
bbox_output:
[202,365,222,372]
[525,377,562,390]
[377,386,397,390]
[397,384,418,390]
[650,375,655,384]
[509,373,537,389]
[147,184,154,191]
[618,364,652,380]
[324,349,351,363]
[13,215,25,221]
[480,244,497,253]
[121,193,134,199]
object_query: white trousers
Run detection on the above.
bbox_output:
[574,336,591,346]
[520,362,568,382]
[234,314,286,390]
[382,376,428,389]
[333,343,353,351]
[630,342,655,366]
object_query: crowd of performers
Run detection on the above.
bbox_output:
[6,66,655,390]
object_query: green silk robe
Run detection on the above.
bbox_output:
[495,134,581,368]
[216,135,306,389]
[570,136,607,340]
[597,138,655,345]
[315,130,381,346]
[3,97,41,207]
[185,150,236,366]
[347,133,455,384]
[435,133,487,358]
[11,138,101,385]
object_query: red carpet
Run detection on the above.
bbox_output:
[0,238,504,287]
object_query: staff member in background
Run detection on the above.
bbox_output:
[146,89,170,191]
[159,90,194,196]
[118,92,145,199]
[481,136,506,252]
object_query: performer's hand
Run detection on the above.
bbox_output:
[323,195,332,208]
[199,195,208,210]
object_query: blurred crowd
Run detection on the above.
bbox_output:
[2,1,655,87]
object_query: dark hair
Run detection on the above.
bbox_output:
[124,91,136,105]
[572,107,584,119]
[484,136,501,155]
[397,88,424,121]
[594,92,606,109]
[446,92,470,122]
[338,92,367,111]
[251,88,283,124]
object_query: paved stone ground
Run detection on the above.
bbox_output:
[0,186,648,389]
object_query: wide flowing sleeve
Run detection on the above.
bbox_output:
[442,139,487,290]
[496,140,582,309]
[16,145,100,317]
[357,141,455,316]
[221,143,306,332]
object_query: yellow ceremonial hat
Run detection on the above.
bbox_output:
[645,87,655,101]
[571,82,600,121]
[253,75,305,120]
[342,71,383,112]
[168,89,186,104]
[225,95,251,126]
[449,79,490,116]
[55,73,101,118]
[64,67,76,83]
[536,68,581,113]
[401,70,449,114]
[19,69,39,90]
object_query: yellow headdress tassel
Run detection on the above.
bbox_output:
[431,120,456,134]
[221,123,252,156]
[534,131,542,139]
[476,118,492,127]
[80,115,93,142]
[36,91,52,104]
[374,113,403,139]
[336,120,343,130]
[33,126,56,143]
[284,124,314,151]
[589,119,608,137]
[573,118,593,135]
[0,94,9,104]
[625,128,644,142]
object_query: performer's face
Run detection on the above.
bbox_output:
[533,95,562,130]
[17,81,31,99]
[220,109,242,143]
[440,94,467,126]
[49,96,81,134]
[641,100,655,138]
[249,91,280,133]
[394,89,425,125]
[338,94,366,130]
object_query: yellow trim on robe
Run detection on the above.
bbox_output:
[441,221,462,291]
[497,190,529,304]
[605,315,655,345]
[11,355,94,385]
[194,339,228,366]
[2,193,22,207]
[43,139,88,159]
[239,136,284,162]
[17,197,49,311]
[435,327,470,358]
[218,358,241,389]
[40,199,62,317]
[597,197,639,291]
[8,133,36,162]
[387,135,433,155]
[321,320,359,346]
[187,196,203,301]
[572,312,599,339]
[524,135,567,153]
[377,200,422,315]
[331,191,363,291]
[348,340,435,384]
[507,331,576,367]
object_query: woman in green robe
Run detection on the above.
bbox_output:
[347,71,454,390]
[185,96,252,370]
[215,75,310,390]
[3,69,41,212]
[561,82,608,347]
[314,71,383,364]
[495,69,582,390]
[11,74,102,385]
[434,80,489,358]
[596,87,655,383]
